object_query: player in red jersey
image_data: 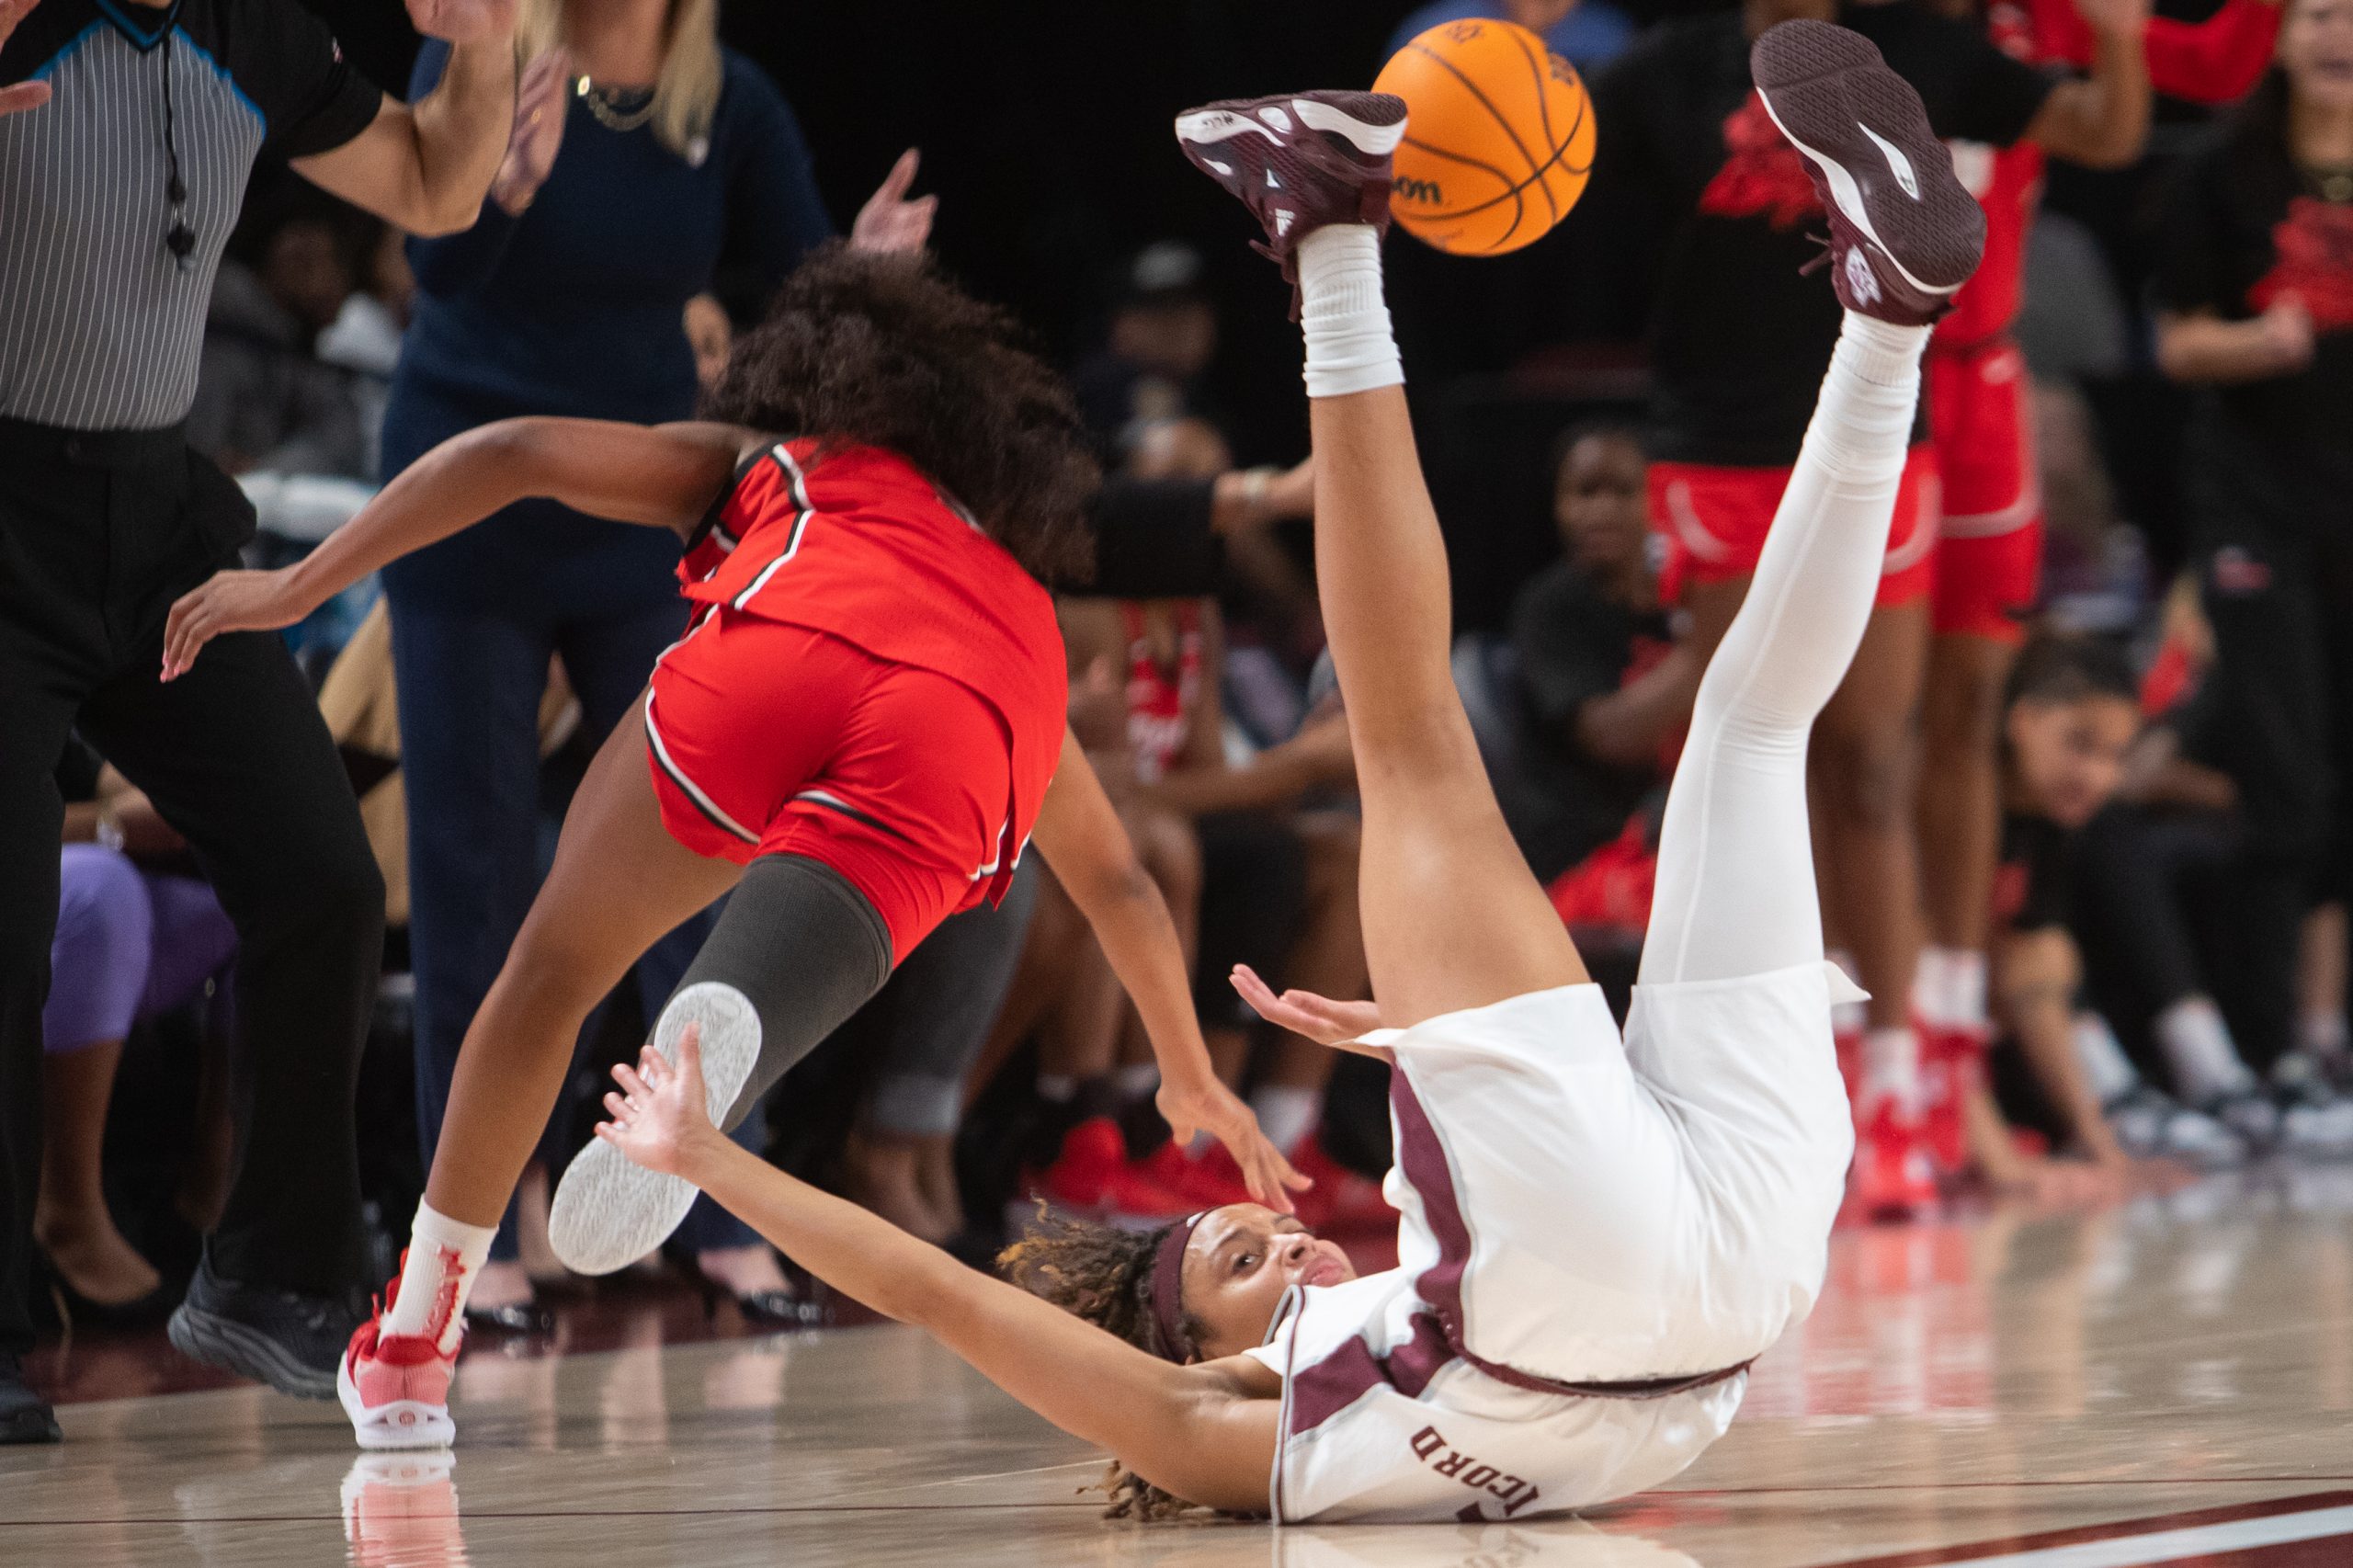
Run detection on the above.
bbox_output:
[1914,0,2280,1189]
[1585,0,2151,1215]
[160,248,1302,1449]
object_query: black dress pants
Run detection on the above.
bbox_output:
[0,418,382,1356]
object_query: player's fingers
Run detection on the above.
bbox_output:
[0,81,51,116]
[880,147,919,197]
[676,1020,704,1080]
[604,1091,631,1121]
[1230,965,1287,1021]
[613,1062,650,1100]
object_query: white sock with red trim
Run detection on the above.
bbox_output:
[1915,946,1990,1034]
[382,1202,495,1357]
[1862,1026,1923,1117]
[1297,225,1402,399]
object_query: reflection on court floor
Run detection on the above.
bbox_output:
[6,1167,2350,1568]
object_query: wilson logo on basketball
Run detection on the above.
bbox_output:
[1394,175,1444,205]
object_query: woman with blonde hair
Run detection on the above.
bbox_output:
[379,0,931,1330]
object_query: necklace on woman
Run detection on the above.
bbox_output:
[575,75,656,133]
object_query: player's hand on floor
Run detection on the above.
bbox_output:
[161,568,314,681]
[597,1023,716,1178]
[1231,966,1385,1053]
[1157,1074,1312,1214]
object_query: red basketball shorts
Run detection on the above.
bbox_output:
[1649,444,1940,610]
[644,613,1019,963]
[1927,336,2042,645]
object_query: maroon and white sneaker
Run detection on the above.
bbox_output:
[1751,20,1984,324]
[1174,91,1407,312]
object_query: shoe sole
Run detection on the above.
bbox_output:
[1175,93,1406,165]
[168,1302,337,1402]
[1751,20,1984,297]
[338,1351,455,1451]
[547,982,762,1277]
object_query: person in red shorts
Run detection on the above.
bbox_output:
[1583,0,2151,1213]
[1913,0,2280,1186]
[160,247,1302,1450]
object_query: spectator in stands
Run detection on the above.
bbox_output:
[1386,0,1636,74]
[1504,424,1694,886]
[1048,417,1367,1212]
[188,209,367,482]
[1972,637,2189,1198]
[2154,0,2353,1087]
[380,0,931,1327]
[1072,244,1221,449]
[43,755,236,1324]
[2069,590,2353,1157]
[317,223,417,484]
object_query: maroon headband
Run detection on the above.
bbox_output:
[1146,1211,1210,1363]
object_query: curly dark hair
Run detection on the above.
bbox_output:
[702,244,1098,585]
[999,1207,1212,1520]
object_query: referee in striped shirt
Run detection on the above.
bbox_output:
[0,0,516,1441]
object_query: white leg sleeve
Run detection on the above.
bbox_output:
[1640,315,1929,987]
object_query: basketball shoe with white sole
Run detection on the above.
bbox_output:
[1174,90,1407,312]
[546,983,764,1276]
[1750,19,1986,324]
[339,1270,457,1451]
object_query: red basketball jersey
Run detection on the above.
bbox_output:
[677,438,1068,903]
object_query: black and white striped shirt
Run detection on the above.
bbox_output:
[0,0,381,432]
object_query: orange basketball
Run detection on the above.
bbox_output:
[1373,19,1596,257]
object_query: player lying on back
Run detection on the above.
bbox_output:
[590,22,1986,1521]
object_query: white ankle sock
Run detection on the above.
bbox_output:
[1297,225,1401,399]
[1833,312,1933,391]
[2072,1014,2140,1104]
[383,1202,496,1355]
[1914,947,1989,1033]
[1249,1085,1320,1156]
[2155,996,2255,1103]
[1862,1026,1922,1115]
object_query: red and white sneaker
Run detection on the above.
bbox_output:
[1853,1097,1938,1219]
[1919,1019,1989,1176]
[1750,19,1985,324]
[1174,90,1407,312]
[338,1286,458,1451]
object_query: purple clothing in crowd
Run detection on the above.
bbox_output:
[44,846,237,1053]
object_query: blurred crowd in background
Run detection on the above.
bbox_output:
[28,0,2353,1349]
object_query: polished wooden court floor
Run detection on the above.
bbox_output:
[6,1166,2352,1567]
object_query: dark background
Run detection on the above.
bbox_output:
[301,1,1436,470]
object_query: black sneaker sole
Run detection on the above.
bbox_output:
[1752,19,1984,294]
[0,1404,62,1444]
[168,1302,337,1402]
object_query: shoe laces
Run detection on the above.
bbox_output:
[1798,231,1836,278]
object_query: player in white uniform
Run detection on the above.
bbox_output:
[589,20,1985,1523]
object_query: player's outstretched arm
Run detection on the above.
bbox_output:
[598,1028,1281,1515]
[1030,728,1310,1211]
[161,418,752,679]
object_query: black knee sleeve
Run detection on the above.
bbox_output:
[671,855,894,1130]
